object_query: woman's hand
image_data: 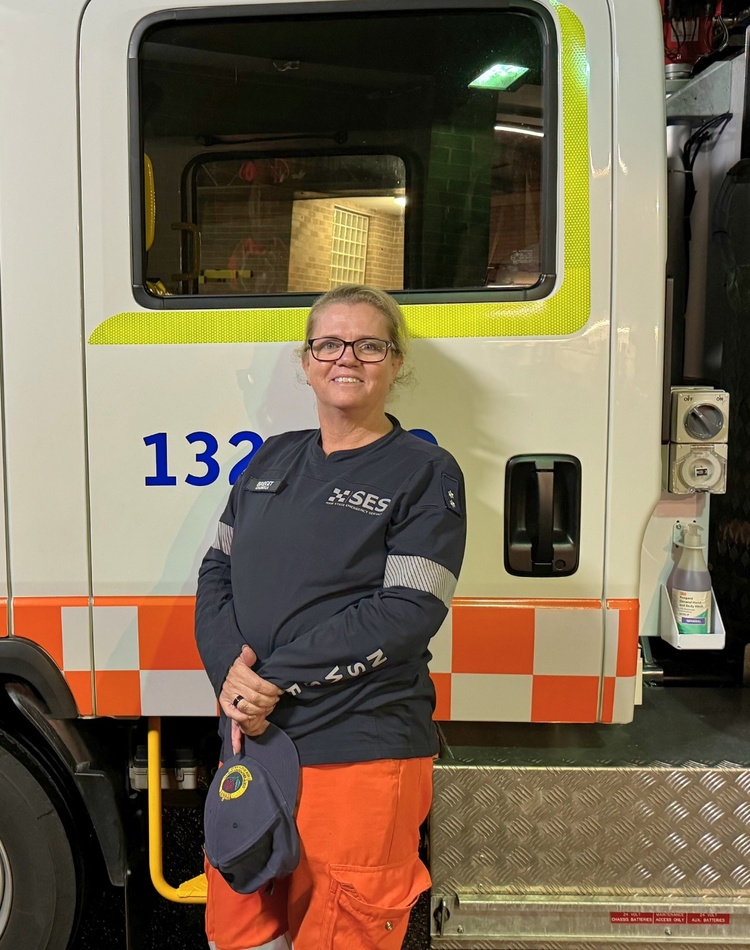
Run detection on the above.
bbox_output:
[219,645,283,747]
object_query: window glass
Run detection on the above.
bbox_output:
[137,6,549,300]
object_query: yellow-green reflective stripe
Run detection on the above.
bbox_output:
[89,4,590,346]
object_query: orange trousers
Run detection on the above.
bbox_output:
[205,757,433,950]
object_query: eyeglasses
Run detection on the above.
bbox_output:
[307,337,394,363]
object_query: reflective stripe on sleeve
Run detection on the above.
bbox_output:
[212,521,233,556]
[383,554,457,607]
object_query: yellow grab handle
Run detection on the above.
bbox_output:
[147,716,207,903]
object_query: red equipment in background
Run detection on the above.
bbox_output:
[662,1,724,68]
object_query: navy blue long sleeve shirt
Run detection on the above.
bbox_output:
[195,417,466,765]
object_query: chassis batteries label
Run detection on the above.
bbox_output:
[610,912,730,925]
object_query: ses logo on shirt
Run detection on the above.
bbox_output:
[327,487,392,515]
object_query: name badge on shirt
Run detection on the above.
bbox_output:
[245,476,285,494]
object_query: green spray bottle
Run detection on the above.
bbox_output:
[667,522,712,635]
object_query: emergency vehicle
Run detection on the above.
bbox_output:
[0,0,748,947]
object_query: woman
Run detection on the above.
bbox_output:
[196,284,466,950]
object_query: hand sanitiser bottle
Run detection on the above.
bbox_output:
[668,522,712,635]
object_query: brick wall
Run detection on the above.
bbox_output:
[288,198,403,292]
[287,199,334,292]
[364,209,404,290]
[420,95,496,289]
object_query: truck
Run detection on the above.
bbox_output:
[1,0,748,947]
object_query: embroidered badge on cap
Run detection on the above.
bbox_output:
[441,473,462,516]
[246,477,285,493]
[220,764,253,800]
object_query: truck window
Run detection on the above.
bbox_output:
[134,3,553,303]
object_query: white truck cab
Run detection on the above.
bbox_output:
[2,2,747,948]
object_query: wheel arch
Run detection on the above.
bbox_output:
[0,637,77,717]
[0,639,127,887]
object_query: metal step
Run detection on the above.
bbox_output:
[430,687,750,949]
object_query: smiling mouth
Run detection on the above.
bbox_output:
[332,377,362,383]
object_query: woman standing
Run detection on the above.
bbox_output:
[196,284,466,950]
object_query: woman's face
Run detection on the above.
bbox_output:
[302,302,403,419]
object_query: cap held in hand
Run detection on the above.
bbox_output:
[204,721,300,894]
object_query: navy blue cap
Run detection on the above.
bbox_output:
[204,722,300,894]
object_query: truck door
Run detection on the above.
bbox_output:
[79,0,634,724]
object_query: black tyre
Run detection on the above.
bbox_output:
[0,731,79,950]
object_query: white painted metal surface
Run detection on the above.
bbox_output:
[78,0,617,601]
[0,0,675,721]
[0,1,89,600]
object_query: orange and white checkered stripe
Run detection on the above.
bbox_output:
[4,596,639,723]
[429,598,639,724]
[10,597,215,718]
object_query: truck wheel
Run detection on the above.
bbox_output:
[0,732,79,950]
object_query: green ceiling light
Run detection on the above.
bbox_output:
[469,63,529,91]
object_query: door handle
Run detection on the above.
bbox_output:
[535,465,555,565]
[505,455,581,577]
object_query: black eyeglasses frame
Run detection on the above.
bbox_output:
[306,337,394,363]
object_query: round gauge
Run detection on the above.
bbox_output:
[684,403,725,441]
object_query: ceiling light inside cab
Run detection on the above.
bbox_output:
[494,123,543,137]
[469,63,529,90]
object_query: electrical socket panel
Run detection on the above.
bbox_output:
[668,442,728,494]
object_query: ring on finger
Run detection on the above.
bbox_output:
[232,694,244,708]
